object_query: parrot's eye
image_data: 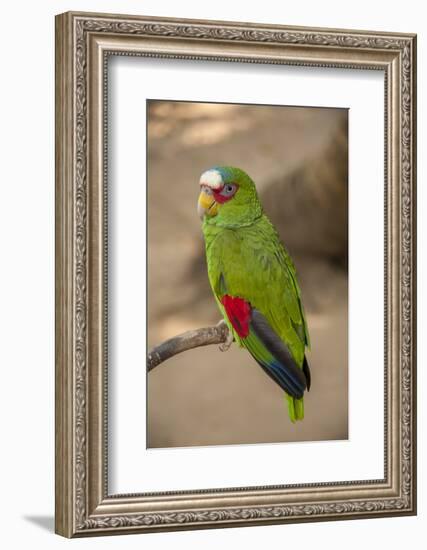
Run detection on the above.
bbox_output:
[220,183,237,197]
[212,182,238,204]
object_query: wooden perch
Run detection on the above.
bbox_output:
[147,320,231,371]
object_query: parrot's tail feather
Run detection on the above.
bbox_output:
[286,395,304,422]
[295,397,304,419]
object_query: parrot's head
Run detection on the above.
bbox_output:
[197,166,262,226]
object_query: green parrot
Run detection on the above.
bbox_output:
[197,166,311,422]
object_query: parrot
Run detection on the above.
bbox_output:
[197,166,311,422]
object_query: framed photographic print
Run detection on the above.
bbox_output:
[55,11,417,537]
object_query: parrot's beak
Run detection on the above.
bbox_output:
[198,188,219,219]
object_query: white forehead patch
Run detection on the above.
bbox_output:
[199,169,223,189]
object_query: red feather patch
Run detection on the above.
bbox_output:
[221,295,251,338]
[212,190,231,204]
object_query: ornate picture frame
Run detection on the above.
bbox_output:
[55,11,417,537]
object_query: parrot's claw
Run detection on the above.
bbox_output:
[219,325,234,352]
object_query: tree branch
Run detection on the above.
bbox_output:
[147,320,231,371]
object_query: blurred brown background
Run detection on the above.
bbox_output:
[147,100,348,448]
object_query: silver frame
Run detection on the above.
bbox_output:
[55,11,417,537]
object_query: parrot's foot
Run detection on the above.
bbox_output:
[218,322,234,352]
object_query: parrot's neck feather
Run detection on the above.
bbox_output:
[204,212,263,229]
